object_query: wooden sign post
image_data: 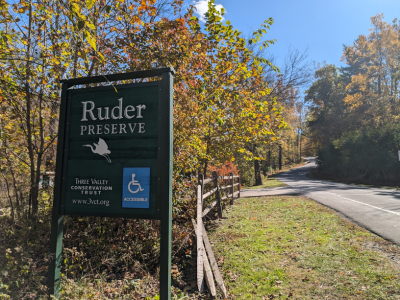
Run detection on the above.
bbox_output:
[48,68,174,299]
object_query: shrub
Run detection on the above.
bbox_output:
[317,123,400,185]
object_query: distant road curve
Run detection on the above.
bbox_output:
[276,157,400,245]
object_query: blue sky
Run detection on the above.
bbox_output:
[188,0,400,70]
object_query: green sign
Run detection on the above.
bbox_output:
[48,68,174,299]
[62,83,161,218]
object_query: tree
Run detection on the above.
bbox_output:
[305,14,400,183]
[1,0,285,216]
[0,0,175,218]
[250,48,313,185]
[341,14,400,127]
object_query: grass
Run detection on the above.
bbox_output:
[243,175,286,189]
[244,162,307,190]
[207,196,400,299]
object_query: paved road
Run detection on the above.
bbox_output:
[274,158,400,245]
[240,186,300,197]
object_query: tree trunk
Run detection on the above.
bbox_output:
[2,174,15,224]
[268,149,271,164]
[203,160,208,179]
[254,160,262,186]
[25,1,38,218]
[32,152,43,217]
[5,155,21,219]
[378,75,381,97]
[262,161,267,177]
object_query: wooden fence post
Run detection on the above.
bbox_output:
[196,174,205,291]
[238,176,241,198]
[191,219,217,297]
[229,172,234,205]
[198,173,204,198]
[212,171,223,219]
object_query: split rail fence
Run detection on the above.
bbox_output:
[191,172,240,297]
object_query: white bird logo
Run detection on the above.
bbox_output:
[83,138,112,163]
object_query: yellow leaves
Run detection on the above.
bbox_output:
[343,73,373,111]
[78,51,86,59]
[84,30,96,52]
[344,93,363,110]
[86,0,96,10]
[71,2,95,31]
[18,6,29,13]
[85,21,95,31]
[71,2,81,16]
[346,73,368,93]
[98,52,105,63]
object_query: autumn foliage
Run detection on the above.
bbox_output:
[306,14,400,184]
[0,0,286,297]
[0,0,283,219]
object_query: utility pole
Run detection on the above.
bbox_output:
[299,108,302,163]
[299,134,302,162]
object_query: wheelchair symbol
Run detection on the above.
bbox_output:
[128,174,144,193]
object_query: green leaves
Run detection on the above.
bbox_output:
[77,20,85,30]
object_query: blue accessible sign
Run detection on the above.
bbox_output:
[122,167,150,209]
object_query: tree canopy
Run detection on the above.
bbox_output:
[0,0,283,217]
[305,14,400,184]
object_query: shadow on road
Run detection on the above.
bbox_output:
[275,163,400,201]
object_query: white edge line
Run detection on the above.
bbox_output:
[325,192,400,216]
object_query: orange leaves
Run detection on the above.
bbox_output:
[137,0,157,16]
[176,17,185,26]
[130,15,141,25]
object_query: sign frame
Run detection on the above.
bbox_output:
[48,68,174,299]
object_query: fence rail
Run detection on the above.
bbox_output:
[192,172,240,297]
